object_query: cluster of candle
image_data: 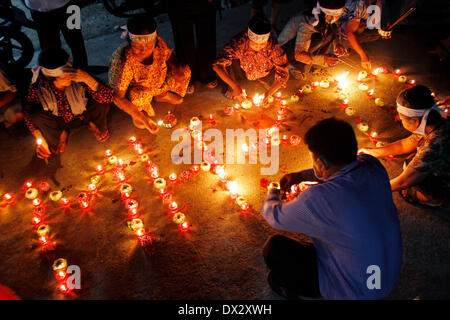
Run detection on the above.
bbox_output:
[21,181,74,294]
[129,137,192,233]
[282,181,319,201]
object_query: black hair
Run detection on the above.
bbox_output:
[248,13,271,35]
[318,0,346,9]
[127,14,157,35]
[397,85,443,127]
[38,48,69,69]
[304,117,357,166]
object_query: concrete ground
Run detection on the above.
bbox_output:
[0,1,449,299]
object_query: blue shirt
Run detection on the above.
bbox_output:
[261,154,402,299]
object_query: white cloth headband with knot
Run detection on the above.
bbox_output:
[31,65,65,84]
[397,102,447,135]
[120,25,157,43]
[311,2,345,26]
[247,28,270,44]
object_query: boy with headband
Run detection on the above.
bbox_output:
[213,14,289,104]
[278,0,347,77]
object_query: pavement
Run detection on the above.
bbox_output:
[0,0,449,299]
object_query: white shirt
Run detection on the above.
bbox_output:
[25,0,71,12]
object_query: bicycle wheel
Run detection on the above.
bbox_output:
[0,27,34,67]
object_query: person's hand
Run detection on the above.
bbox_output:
[334,45,348,57]
[132,113,159,134]
[62,67,91,83]
[324,54,339,67]
[361,58,372,70]
[231,84,245,100]
[280,173,299,192]
[36,137,51,159]
[358,147,377,156]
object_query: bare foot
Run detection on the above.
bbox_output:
[154,92,183,104]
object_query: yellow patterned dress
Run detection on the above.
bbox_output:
[109,36,191,116]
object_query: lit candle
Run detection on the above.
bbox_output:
[367,89,374,99]
[311,81,319,89]
[190,117,202,130]
[290,95,299,103]
[319,80,330,88]
[157,120,163,126]
[60,197,70,208]
[32,198,41,207]
[267,96,274,104]
[344,107,356,116]
[173,212,186,224]
[398,75,407,83]
[121,192,131,201]
[49,190,62,202]
[52,258,68,281]
[289,135,301,146]
[87,184,98,195]
[169,201,179,214]
[108,155,118,165]
[91,175,101,185]
[96,164,105,175]
[408,79,416,88]
[150,168,159,179]
[36,224,50,237]
[129,136,137,145]
[302,84,312,94]
[358,83,369,91]
[59,283,70,294]
[191,165,200,175]
[241,100,252,109]
[200,161,211,172]
[275,91,282,101]
[358,71,368,81]
[394,69,401,77]
[105,149,113,158]
[32,216,42,226]
[169,173,177,183]
[207,114,215,124]
[125,199,138,211]
[240,202,250,214]
[375,98,385,107]
[153,177,166,190]
[282,134,289,144]
[369,131,378,142]
[25,188,38,200]
[342,98,349,107]
[233,103,240,112]
[179,221,189,232]
[23,181,33,190]
[253,93,264,107]
[79,201,90,211]
[357,122,369,132]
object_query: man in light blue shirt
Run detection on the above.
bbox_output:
[261,117,402,299]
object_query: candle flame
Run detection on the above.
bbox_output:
[253,93,264,106]
[36,138,43,145]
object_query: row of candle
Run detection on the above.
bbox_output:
[128,137,191,233]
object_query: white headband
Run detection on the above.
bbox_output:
[31,65,65,84]
[397,102,446,135]
[311,2,345,26]
[120,25,157,43]
[248,28,270,44]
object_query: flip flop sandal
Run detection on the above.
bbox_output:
[400,189,441,208]
[206,79,218,89]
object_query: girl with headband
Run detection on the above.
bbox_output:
[109,15,191,121]
[359,85,449,208]
[213,14,289,105]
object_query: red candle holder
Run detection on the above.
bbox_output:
[179,221,189,232]
[282,135,289,144]
[240,202,250,214]
[105,149,113,158]
[96,164,105,175]
[128,207,139,218]
[341,99,349,108]
[55,270,67,281]
[207,114,215,124]
[169,201,179,214]
[191,165,200,175]
[79,201,90,211]
[393,69,401,77]
[58,283,71,294]
[23,181,33,190]
[32,216,42,226]
[129,136,137,145]
[233,104,240,113]
[367,89,374,99]
[408,80,416,88]
[39,182,50,192]
[3,193,15,205]
[311,81,319,89]
[88,184,98,195]
[169,173,177,184]
[369,131,378,142]
[60,197,71,208]
[32,198,41,207]
[33,205,46,216]
[296,89,303,97]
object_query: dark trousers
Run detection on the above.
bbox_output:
[263,234,321,297]
[169,10,217,84]
[30,1,88,68]
[29,100,109,149]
